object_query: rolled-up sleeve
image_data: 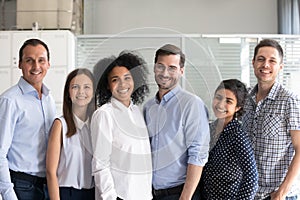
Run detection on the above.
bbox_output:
[184,98,210,166]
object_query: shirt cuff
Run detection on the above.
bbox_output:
[1,187,18,200]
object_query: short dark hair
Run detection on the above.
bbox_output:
[63,68,96,137]
[215,79,247,119]
[96,52,149,107]
[154,44,185,68]
[19,38,50,62]
[253,39,284,63]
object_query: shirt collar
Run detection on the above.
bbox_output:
[223,118,240,132]
[111,97,134,111]
[250,82,280,101]
[266,82,280,100]
[18,76,50,96]
[73,114,89,130]
[155,85,181,103]
[210,118,240,133]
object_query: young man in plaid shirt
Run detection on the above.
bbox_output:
[242,39,300,200]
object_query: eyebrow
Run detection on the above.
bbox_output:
[226,97,235,101]
[110,73,131,78]
[157,63,177,67]
[257,55,277,60]
[215,93,235,100]
[24,56,47,60]
[124,72,132,76]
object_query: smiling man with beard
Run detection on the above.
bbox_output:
[143,44,210,200]
[0,39,56,200]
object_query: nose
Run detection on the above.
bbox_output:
[78,87,85,94]
[32,59,40,69]
[160,66,170,76]
[263,60,270,68]
[217,99,226,108]
[119,79,126,87]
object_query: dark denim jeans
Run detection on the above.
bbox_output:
[59,187,95,200]
[11,176,49,200]
[153,188,201,200]
[264,195,298,200]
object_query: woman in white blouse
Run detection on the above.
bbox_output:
[46,68,96,200]
[91,52,152,200]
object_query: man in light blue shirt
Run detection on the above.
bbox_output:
[143,44,210,200]
[0,39,56,200]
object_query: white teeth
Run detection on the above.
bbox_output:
[160,77,169,81]
[216,108,227,113]
[31,71,41,75]
[76,96,86,99]
[260,69,271,73]
[119,89,129,93]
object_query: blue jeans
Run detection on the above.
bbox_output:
[153,188,201,200]
[59,187,95,200]
[264,196,298,200]
[11,177,49,200]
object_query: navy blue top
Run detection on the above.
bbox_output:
[200,119,258,199]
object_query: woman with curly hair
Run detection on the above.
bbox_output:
[91,52,152,200]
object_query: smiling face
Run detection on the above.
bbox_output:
[108,66,134,107]
[154,54,183,95]
[252,46,283,86]
[212,88,241,124]
[19,44,50,92]
[69,74,94,109]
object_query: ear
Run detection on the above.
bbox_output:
[252,59,255,67]
[235,106,241,113]
[279,62,283,70]
[180,67,184,75]
[46,61,50,69]
[18,61,22,69]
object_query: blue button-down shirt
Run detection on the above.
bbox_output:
[143,86,210,190]
[0,77,56,200]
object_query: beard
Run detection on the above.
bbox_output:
[155,74,180,91]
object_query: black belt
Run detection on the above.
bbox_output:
[10,170,47,186]
[152,184,184,197]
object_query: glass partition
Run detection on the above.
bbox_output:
[76,33,300,119]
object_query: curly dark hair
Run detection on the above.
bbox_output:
[95,52,149,107]
[93,55,116,86]
[215,79,247,119]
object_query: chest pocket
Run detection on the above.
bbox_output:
[262,113,283,138]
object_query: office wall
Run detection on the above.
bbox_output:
[84,0,277,34]
[0,0,16,30]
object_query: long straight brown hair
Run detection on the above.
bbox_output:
[63,68,96,137]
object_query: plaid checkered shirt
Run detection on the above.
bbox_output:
[242,82,300,199]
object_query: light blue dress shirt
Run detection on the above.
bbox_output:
[0,77,56,200]
[143,86,210,190]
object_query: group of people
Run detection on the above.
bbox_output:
[0,38,299,200]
